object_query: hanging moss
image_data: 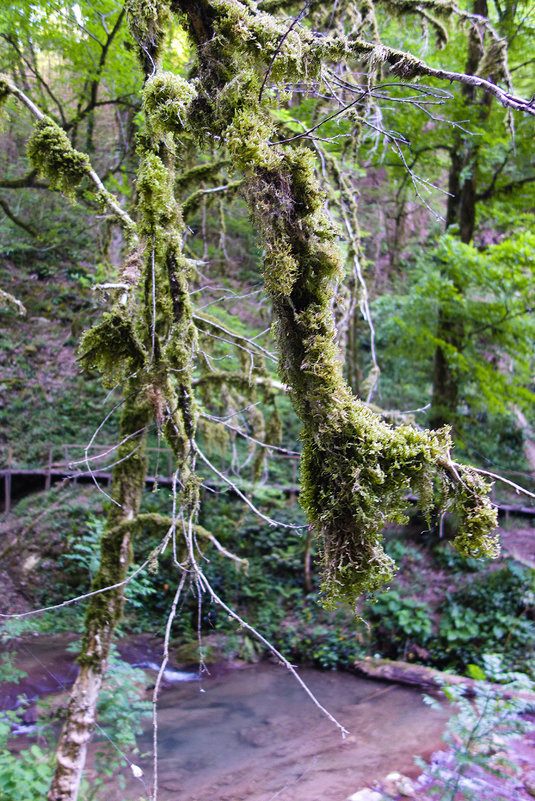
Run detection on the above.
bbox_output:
[79,310,146,386]
[477,38,509,81]
[126,0,171,72]
[225,107,282,171]
[27,116,91,196]
[199,417,230,454]
[299,396,499,607]
[143,71,197,136]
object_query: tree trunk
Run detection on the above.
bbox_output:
[48,3,195,794]
[48,387,150,801]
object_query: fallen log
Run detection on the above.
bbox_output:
[351,656,535,704]
[351,656,471,694]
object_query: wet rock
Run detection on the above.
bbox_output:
[524,770,535,797]
[347,790,384,801]
[174,633,226,666]
[382,771,416,797]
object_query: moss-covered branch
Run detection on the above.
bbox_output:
[171,0,500,610]
[0,74,138,238]
[241,145,498,607]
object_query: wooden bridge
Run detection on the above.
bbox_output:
[1,443,535,520]
[0,443,299,514]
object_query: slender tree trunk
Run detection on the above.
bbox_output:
[48,387,150,801]
[48,3,197,794]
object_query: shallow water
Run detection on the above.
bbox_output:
[126,661,448,801]
[4,637,448,801]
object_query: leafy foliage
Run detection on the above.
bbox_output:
[419,655,535,801]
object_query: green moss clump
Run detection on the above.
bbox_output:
[143,71,197,135]
[385,49,421,78]
[299,399,499,608]
[79,310,146,386]
[212,0,320,82]
[137,151,179,231]
[225,108,282,171]
[450,468,500,558]
[263,244,299,297]
[27,116,90,196]
[0,76,10,108]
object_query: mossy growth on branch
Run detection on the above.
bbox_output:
[300,400,499,608]
[78,310,146,387]
[27,116,91,196]
[125,0,171,72]
[136,150,179,232]
[233,114,498,609]
[143,71,197,136]
[0,76,10,108]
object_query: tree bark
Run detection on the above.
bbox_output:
[48,388,150,801]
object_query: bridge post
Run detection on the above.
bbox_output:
[45,446,53,491]
[4,447,12,514]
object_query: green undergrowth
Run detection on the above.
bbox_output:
[366,528,535,674]
[0,629,150,801]
[0,259,121,457]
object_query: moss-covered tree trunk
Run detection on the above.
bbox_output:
[47,1,198,797]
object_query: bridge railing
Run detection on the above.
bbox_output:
[0,442,299,481]
[0,442,177,480]
[0,442,301,514]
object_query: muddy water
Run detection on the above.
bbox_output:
[4,638,448,801]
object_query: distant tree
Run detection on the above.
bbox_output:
[0,0,144,266]
[2,1,534,799]
[357,0,535,436]
[429,0,535,432]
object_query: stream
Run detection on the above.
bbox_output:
[3,635,449,801]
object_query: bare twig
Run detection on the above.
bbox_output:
[195,569,349,737]
[202,412,300,455]
[194,444,306,529]
[151,571,188,801]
